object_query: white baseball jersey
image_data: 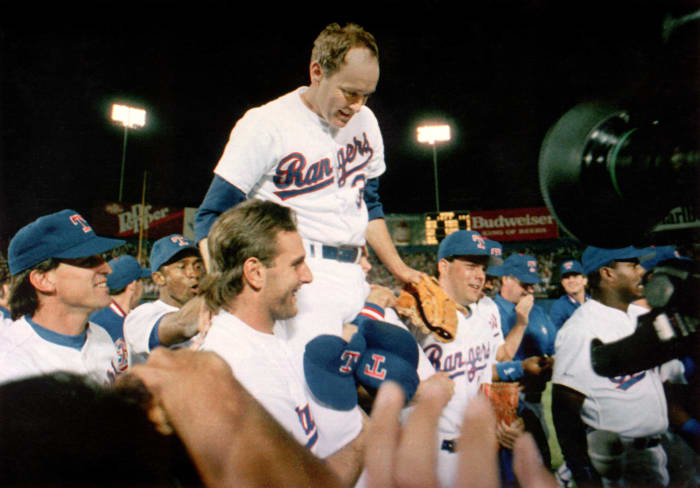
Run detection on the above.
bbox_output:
[201,310,363,459]
[124,299,199,366]
[387,306,500,488]
[0,316,120,386]
[552,299,668,438]
[473,296,505,349]
[214,86,386,248]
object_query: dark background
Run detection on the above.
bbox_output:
[1,0,698,244]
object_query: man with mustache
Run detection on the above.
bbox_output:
[0,209,125,385]
[125,234,205,366]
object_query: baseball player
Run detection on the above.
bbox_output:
[376,231,547,487]
[193,23,422,370]
[89,254,151,375]
[0,209,125,385]
[552,246,671,487]
[197,200,367,487]
[124,234,204,366]
[548,259,589,331]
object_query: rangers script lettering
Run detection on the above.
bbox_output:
[424,342,491,382]
[294,404,319,450]
[272,132,374,201]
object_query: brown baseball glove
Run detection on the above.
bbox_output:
[394,275,465,342]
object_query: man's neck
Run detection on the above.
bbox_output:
[570,289,586,304]
[111,293,132,315]
[224,295,275,335]
[31,303,91,336]
[591,290,630,313]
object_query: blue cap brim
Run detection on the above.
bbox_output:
[54,236,126,260]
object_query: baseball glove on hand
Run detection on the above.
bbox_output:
[394,275,463,342]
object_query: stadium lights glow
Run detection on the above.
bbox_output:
[417,123,452,213]
[111,104,147,202]
[417,124,451,145]
[111,104,146,128]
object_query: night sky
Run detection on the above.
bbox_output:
[1,0,698,244]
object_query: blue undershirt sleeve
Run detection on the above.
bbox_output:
[194,175,247,243]
[363,177,385,221]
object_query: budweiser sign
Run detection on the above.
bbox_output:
[90,202,186,239]
[470,207,558,241]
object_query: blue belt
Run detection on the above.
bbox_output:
[306,241,360,263]
[321,245,360,263]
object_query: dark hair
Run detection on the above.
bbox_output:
[311,22,379,76]
[200,200,297,312]
[8,258,60,320]
[0,372,200,486]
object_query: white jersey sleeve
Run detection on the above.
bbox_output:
[124,300,178,366]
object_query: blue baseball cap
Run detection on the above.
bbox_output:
[559,260,584,276]
[485,239,504,267]
[106,255,152,291]
[438,230,491,262]
[150,234,198,273]
[499,253,541,284]
[304,333,367,410]
[9,209,125,276]
[640,245,692,271]
[581,246,648,275]
[355,319,420,404]
[303,319,420,410]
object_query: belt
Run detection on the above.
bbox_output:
[623,435,661,449]
[305,240,361,264]
[441,439,457,453]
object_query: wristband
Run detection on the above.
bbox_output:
[496,361,524,382]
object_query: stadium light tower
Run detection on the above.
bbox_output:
[111,104,147,202]
[417,124,451,212]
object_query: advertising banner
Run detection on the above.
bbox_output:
[470,207,558,241]
[90,202,185,239]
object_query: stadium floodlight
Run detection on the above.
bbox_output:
[111,104,147,202]
[417,124,452,212]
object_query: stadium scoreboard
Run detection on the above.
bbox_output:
[425,211,471,244]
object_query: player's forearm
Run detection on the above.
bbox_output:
[365,219,416,283]
[157,297,202,346]
[499,324,526,361]
[324,414,369,487]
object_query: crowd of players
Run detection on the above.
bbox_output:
[0,21,698,488]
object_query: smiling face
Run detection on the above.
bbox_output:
[561,273,587,296]
[52,256,113,313]
[438,256,488,307]
[261,231,313,321]
[304,47,379,129]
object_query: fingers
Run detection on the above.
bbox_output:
[512,433,560,488]
[394,376,453,488]
[364,382,404,488]
[457,395,500,488]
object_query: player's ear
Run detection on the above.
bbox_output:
[242,257,265,291]
[151,270,166,287]
[29,268,56,294]
[309,61,324,85]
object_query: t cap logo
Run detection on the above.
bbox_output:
[70,214,92,233]
[170,235,189,247]
[339,350,361,374]
[364,353,387,380]
[472,234,486,250]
